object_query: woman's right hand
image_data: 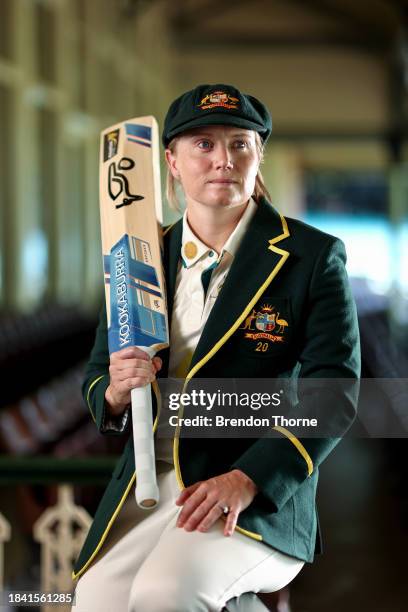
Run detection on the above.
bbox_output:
[104,347,162,417]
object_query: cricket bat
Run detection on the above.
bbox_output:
[99,117,168,509]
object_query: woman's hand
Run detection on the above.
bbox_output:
[175,469,258,537]
[105,347,162,416]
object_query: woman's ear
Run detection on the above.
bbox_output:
[165,149,180,180]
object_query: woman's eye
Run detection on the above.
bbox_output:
[234,140,247,149]
[198,140,212,150]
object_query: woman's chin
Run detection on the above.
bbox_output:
[196,196,245,209]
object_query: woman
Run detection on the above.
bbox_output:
[72,84,360,611]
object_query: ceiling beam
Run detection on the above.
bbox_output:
[267,130,403,143]
[284,0,389,44]
[174,32,388,54]
[171,0,249,30]
[171,0,392,54]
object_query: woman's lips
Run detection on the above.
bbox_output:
[208,179,237,184]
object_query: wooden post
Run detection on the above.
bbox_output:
[0,512,11,590]
[33,484,91,612]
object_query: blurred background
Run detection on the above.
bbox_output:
[0,0,407,610]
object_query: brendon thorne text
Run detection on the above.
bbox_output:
[167,415,318,428]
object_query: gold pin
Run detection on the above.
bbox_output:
[184,241,198,259]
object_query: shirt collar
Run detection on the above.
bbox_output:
[180,198,257,269]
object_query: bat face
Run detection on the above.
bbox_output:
[99,117,169,355]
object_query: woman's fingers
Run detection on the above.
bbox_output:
[176,479,235,532]
[123,377,152,389]
[112,364,155,381]
[111,346,150,362]
[182,498,221,532]
[152,356,162,373]
[194,499,229,532]
[110,356,156,381]
[222,507,239,537]
[176,484,206,527]
[106,347,163,414]
[178,492,238,535]
[175,482,203,508]
[175,471,257,536]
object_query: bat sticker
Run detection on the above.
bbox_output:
[106,235,167,351]
[125,123,152,147]
[108,157,144,208]
[103,129,120,161]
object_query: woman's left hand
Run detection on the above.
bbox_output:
[175,469,259,537]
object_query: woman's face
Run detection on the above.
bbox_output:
[165,125,260,211]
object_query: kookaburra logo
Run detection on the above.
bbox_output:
[108,157,144,209]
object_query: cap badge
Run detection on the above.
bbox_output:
[197,90,239,111]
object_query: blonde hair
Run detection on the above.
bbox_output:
[165,131,271,212]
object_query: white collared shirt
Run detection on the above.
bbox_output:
[168,198,257,378]
[155,198,257,463]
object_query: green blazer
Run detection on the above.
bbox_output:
[72,197,360,581]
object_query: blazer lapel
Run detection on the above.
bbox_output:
[188,198,290,377]
[158,219,182,377]
[163,218,182,326]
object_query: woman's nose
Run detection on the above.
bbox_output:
[213,145,233,170]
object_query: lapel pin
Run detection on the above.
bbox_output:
[184,241,198,260]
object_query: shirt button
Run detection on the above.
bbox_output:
[208,250,214,257]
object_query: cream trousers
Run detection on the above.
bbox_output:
[73,461,304,612]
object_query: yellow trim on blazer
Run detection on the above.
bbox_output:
[73,380,162,581]
[86,375,106,423]
[72,471,137,581]
[151,379,162,428]
[173,213,290,543]
[182,213,290,384]
[163,223,176,237]
[273,426,314,477]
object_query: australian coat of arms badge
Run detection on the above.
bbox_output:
[240,304,288,350]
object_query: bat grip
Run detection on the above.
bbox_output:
[131,382,159,509]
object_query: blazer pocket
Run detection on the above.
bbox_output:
[234,296,293,358]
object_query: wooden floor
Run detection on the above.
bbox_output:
[290,438,408,612]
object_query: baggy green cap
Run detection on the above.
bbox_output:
[162,83,272,147]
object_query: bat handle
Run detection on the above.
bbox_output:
[131,382,159,509]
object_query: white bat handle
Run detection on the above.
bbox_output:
[131,383,159,509]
